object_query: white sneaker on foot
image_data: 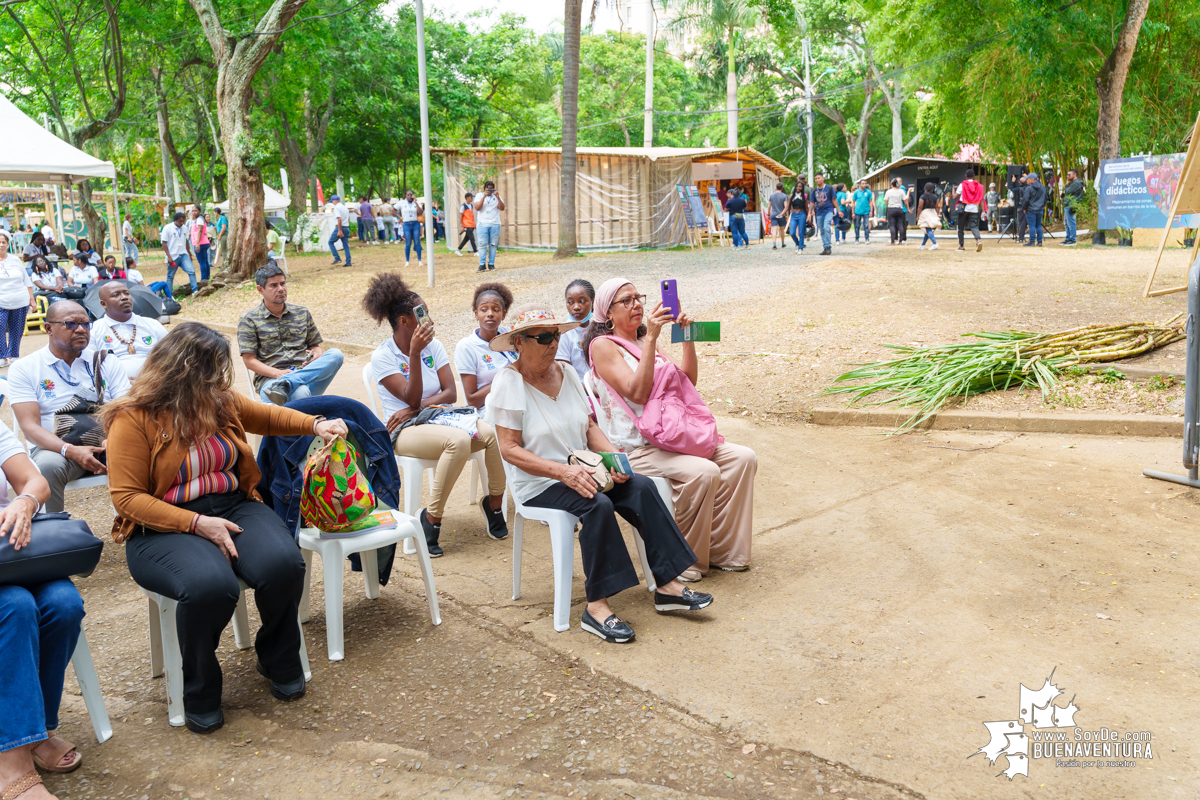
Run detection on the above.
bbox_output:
[918,244,925,250]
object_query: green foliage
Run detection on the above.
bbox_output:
[1094,368,1127,384]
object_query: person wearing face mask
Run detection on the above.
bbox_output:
[555,278,594,380]
[585,278,757,582]
[363,272,507,555]
[454,282,516,409]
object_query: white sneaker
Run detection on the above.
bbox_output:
[454,250,462,257]
[930,242,939,250]
[918,244,925,250]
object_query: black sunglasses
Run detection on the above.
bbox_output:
[49,320,91,331]
[523,331,560,345]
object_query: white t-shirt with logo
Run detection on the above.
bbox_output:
[89,313,169,379]
[0,254,33,311]
[333,202,350,227]
[398,199,421,223]
[453,328,514,391]
[9,345,132,432]
[161,222,190,258]
[554,324,589,380]
[68,265,99,287]
[370,336,450,418]
[476,194,502,227]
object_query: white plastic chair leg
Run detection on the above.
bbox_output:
[299,549,314,624]
[151,595,186,727]
[399,459,427,555]
[147,596,164,678]
[468,457,480,506]
[650,476,676,517]
[71,631,112,744]
[321,541,347,661]
[549,515,576,633]
[632,531,657,593]
[407,521,442,626]
[362,548,381,600]
[298,621,311,682]
[511,514,525,600]
[232,590,252,650]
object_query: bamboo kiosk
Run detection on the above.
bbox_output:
[433,146,794,252]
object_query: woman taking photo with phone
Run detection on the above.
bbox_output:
[363,272,507,555]
[585,278,757,581]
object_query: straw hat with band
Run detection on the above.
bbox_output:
[489,306,580,352]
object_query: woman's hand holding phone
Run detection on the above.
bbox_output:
[644,302,674,342]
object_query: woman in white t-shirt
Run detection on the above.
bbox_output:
[554,278,594,380]
[884,177,908,245]
[363,272,507,556]
[397,189,424,269]
[67,254,99,290]
[0,231,34,366]
[454,282,516,410]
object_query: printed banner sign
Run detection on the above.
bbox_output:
[1098,154,1200,229]
[686,186,708,228]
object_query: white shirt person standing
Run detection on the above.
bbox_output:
[88,282,168,379]
[473,181,505,272]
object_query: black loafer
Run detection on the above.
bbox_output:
[654,586,714,612]
[185,708,224,734]
[480,497,508,540]
[420,509,443,557]
[581,609,635,643]
[257,661,305,701]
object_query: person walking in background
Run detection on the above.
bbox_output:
[834,184,850,243]
[474,181,504,272]
[0,231,34,367]
[213,208,228,269]
[807,173,839,256]
[376,199,392,243]
[398,189,424,269]
[724,188,749,248]
[122,212,139,263]
[432,202,445,243]
[1023,173,1047,247]
[358,196,375,244]
[190,206,211,282]
[884,178,907,246]
[955,168,985,252]
[1062,169,1084,246]
[916,182,940,251]
[768,182,789,250]
[985,183,1001,232]
[851,179,875,243]
[787,178,808,253]
[455,192,477,257]
[328,194,352,266]
[1014,173,1029,243]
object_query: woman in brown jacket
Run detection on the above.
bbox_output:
[103,322,346,734]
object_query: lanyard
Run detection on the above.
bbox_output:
[50,357,93,389]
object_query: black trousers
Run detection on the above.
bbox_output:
[125,492,306,713]
[457,227,477,253]
[886,208,906,244]
[957,211,981,245]
[1017,207,1027,240]
[525,474,696,602]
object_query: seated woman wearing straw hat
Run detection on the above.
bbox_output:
[486,303,713,644]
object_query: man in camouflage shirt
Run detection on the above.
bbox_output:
[238,261,344,405]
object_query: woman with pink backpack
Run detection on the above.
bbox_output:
[586,278,757,582]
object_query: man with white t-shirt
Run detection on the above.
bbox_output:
[9,301,131,511]
[89,282,168,379]
[473,181,505,272]
[160,211,198,294]
[328,194,352,267]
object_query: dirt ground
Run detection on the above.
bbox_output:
[8,236,1198,800]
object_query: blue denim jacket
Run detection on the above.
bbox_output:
[255,396,401,585]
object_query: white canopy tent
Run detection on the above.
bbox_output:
[216,184,291,214]
[0,93,120,246]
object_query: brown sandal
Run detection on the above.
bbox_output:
[31,735,81,774]
[0,770,44,800]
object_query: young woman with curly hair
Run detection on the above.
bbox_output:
[362,272,508,555]
[102,321,347,734]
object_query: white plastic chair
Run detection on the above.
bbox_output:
[243,362,263,403]
[503,460,658,633]
[360,363,502,554]
[298,509,441,661]
[276,236,290,275]
[142,579,311,727]
[71,631,113,743]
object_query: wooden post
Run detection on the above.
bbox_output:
[1144,111,1200,297]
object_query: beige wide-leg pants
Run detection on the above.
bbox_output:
[626,442,757,572]
[393,420,505,517]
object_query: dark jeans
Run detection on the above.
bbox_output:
[728,215,747,247]
[854,212,870,241]
[957,211,981,245]
[328,228,351,264]
[194,242,211,281]
[1017,208,1028,241]
[1025,210,1044,245]
[525,474,696,602]
[886,208,906,243]
[457,227,477,253]
[0,579,83,749]
[125,492,306,714]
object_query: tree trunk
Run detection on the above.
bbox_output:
[1096,0,1150,161]
[725,29,737,149]
[556,0,582,258]
[154,77,176,207]
[188,0,308,280]
[890,96,904,162]
[77,181,107,257]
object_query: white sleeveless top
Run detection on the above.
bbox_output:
[590,348,648,453]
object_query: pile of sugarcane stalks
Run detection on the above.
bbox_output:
[825,315,1185,432]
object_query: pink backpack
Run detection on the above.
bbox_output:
[592,335,722,459]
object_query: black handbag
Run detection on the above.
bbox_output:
[0,513,103,587]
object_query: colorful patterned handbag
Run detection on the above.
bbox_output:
[300,435,379,532]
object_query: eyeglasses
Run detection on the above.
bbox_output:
[522,331,560,345]
[49,320,91,331]
[613,294,646,310]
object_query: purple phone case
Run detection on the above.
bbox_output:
[661,279,680,320]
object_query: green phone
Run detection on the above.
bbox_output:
[671,321,721,343]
